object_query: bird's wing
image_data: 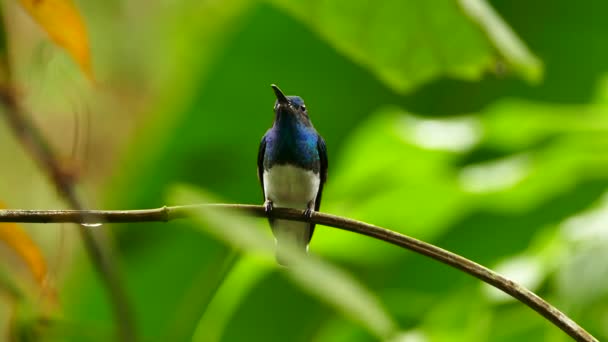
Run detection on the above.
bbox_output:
[317,135,328,187]
[257,135,267,199]
[308,135,328,241]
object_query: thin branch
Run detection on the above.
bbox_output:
[0,205,597,342]
[0,10,136,340]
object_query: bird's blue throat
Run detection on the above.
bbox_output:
[263,114,320,172]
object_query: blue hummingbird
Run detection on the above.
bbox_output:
[258,84,328,264]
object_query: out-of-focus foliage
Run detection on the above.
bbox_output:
[0,0,607,341]
[170,186,397,340]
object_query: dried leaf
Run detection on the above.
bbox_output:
[0,204,47,286]
[18,0,93,79]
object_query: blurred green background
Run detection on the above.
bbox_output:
[1,0,608,341]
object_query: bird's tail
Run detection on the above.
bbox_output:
[271,219,310,266]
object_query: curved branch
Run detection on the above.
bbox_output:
[0,205,597,342]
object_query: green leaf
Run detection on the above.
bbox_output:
[192,256,274,342]
[267,0,541,93]
[467,100,608,211]
[170,185,398,339]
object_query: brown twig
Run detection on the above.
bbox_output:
[0,205,598,342]
[0,9,136,341]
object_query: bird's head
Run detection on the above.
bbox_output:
[271,84,311,126]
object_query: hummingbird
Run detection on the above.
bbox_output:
[258,84,328,265]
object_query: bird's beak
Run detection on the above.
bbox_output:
[271,84,289,106]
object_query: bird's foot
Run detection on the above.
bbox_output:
[303,208,314,220]
[264,200,274,216]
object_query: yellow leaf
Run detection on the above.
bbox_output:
[18,0,93,79]
[0,205,47,286]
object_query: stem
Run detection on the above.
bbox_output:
[0,205,598,342]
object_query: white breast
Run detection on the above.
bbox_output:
[263,164,320,208]
[263,164,321,259]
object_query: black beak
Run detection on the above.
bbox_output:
[271,84,289,105]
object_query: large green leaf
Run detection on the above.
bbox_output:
[268,0,541,93]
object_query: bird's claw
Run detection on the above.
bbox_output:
[264,200,274,215]
[304,208,313,219]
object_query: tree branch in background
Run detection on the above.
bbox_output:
[0,9,136,341]
[0,205,598,342]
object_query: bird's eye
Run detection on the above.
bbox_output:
[300,105,306,111]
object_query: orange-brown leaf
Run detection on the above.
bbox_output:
[0,210,47,286]
[18,0,93,79]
